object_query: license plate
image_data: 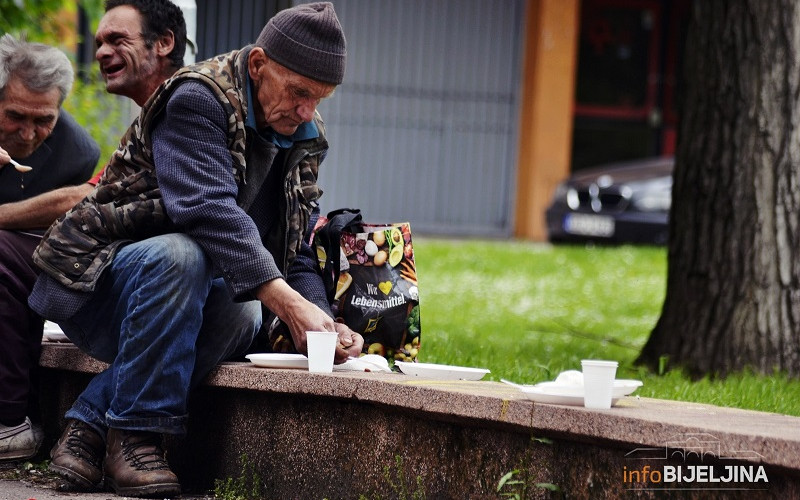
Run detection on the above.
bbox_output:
[564,214,615,237]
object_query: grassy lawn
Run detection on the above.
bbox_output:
[413,238,800,417]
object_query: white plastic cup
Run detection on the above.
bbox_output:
[306,331,338,373]
[581,360,618,409]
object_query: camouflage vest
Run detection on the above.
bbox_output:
[33,47,327,292]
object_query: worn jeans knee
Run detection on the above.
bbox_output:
[60,233,261,434]
[63,233,211,361]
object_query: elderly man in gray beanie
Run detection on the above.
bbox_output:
[29,2,362,497]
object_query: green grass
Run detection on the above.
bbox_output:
[412,238,800,417]
[63,69,130,175]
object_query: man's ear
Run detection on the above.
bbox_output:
[156,30,176,58]
[248,48,267,80]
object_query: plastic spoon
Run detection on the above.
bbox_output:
[8,158,32,172]
[500,378,528,390]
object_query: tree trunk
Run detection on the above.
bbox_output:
[638,0,800,377]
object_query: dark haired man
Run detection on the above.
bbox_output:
[97,0,187,105]
[39,0,187,492]
[30,2,362,497]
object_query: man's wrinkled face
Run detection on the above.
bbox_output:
[95,5,162,105]
[248,49,336,136]
[0,77,60,159]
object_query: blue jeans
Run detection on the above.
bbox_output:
[59,234,261,436]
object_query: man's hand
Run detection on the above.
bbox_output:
[332,322,364,363]
[255,279,365,361]
[255,278,338,355]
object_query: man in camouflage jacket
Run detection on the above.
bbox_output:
[28,3,362,497]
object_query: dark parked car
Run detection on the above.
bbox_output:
[545,156,673,245]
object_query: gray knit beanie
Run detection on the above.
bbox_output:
[256,2,346,85]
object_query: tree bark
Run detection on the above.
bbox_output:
[638,0,800,377]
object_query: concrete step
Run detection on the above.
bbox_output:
[34,343,800,499]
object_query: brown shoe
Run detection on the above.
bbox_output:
[48,419,105,490]
[104,428,180,498]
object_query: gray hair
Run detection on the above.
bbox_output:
[0,34,74,106]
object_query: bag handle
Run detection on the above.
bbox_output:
[315,208,363,303]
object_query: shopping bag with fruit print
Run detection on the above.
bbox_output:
[314,209,421,363]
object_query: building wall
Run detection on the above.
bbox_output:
[314,0,526,238]
[195,0,291,59]
[202,0,526,238]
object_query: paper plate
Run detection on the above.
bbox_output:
[519,387,623,406]
[246,353,308,369]
[395,361,490,381]
[518,379,643,406]
[42,331,70,342]
[42,321,70,342]
[534,379,643,398]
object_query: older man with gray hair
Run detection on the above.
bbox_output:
[0,34,100,462]
[30,2,362,497]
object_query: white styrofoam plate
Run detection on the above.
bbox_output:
[533,379,643,398]
[395,361,490,381]
[42,321,70,342]
[517,379,643,406]
[246,353,308,369]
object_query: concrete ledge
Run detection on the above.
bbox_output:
[38,343,800,499]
